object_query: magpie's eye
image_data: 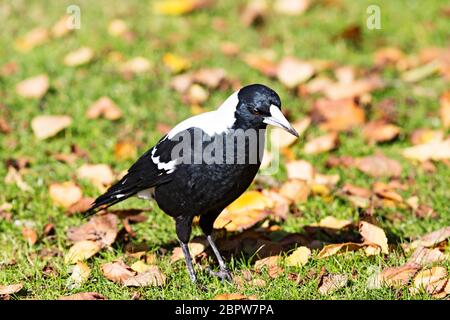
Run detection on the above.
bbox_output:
[252,108,262,116]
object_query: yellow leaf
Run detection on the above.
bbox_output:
[285,246,311,267]
[312,216,352,230]
[359,221,389,254]
[153,0,197,15]
[67,262,91,289]
[163,53,191,73]
[65,240,101,264]
[130,260,153,273]
[63,47,94,67]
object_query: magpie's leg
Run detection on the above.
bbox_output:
[175,215,196,283]
[200,213,232,282]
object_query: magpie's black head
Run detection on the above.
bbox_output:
[235,84,299,137]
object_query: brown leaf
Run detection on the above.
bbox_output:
[274,0,310,15]
[317,242,371,259]
[171,240,207,263]
[0,283,23,295]
[363,121,400,143]
[412,226,450,248]
[311,216,352,230]
[254,255,280,270]
[22,227,38,245]
[359,221,389,254]
[369,264,420,289]
[67,213,119,247]
[86,97,122,120]
[64,47,94,67]
[213,293,255,300]
[123,266,166,287]
[410,129,444,145]
[58,292,107,300]
[277,57,315,88]
[403,138,450,162]
[411,267,448,295]
[65,240,102,264]
[285,160,315,182]
[14,27,49,52]
[440,91,450,128]
[324,76,384,100]
[66,197,95,216]
[407,247,446,266]
[51,15,73,38]
[319,273,348,295]
[240,0,267,27]
[120,57,152,75]
[77,164,115,187]
[16,74,49,99]
[355,154,402,178]
[49,182,82,208]
[278,179,310,203]
[242,53,278,77]
[304,132,338,154]
[31,115,72,140]
[4,167,32,192]
[311,99,365,132]
[66,261,91,289]
[101,260,135,284]
[374,47,405,67]
[108,19,129,37]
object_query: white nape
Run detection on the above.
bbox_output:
[167,90,239,139]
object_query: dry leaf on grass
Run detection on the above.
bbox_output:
[254,256,280,271]
[65,240,102,264]
[311,99,365,132]
[171,240,207,262]
[285,160,315,182]
[304,132,338,154]
[319,273,348,295]
[5,167,32,192]
[0,283,23,295]
[49,182,82,208]
[323,76,384,100]
[276,57,315,88]
[410,226,450,249]
[355,154,402,178]
[101,260,135,284]
[16,74,49,99]
[242,53,278,77]
[411,267,448,295]
[64,47,94,67]
[108,19,128,37]
[410,129,444,145]
[317,242,373,259]
[240,0,268,26]
[86,97,122,120]
[66,197,94,216]
[114,140,138,161]
[274,0,310,16]
[163,53,191,74]
[123,266,166,287]
[76,164,115,187]
[66,262,90,290]
[213,293,256,300]
[402,139,450,162]
[31,115,72,140]
[120,57,152,75]
[67,214,119,247]
[359,221,389,254]
[271,117,310,149]
[440,91,450,128]
[368,264,420,289]
[311,216,352,230]
[285,247,311,267]
[407,247,446,266]
[14,27,49,52]
[278,179,310,203]
[363,121,400,143]
[51,15,73,38]
[22,227,38,245]
[58,292,106,300]
[214,191,273,231]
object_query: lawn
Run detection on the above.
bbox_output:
[0,0,449,300]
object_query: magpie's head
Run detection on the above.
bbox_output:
[236,84,299,137]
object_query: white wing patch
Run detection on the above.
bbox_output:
[151,147,177,173]
[137,187,155,200]
[167,91,239,139]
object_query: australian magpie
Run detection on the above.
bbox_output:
[87,84,299,283]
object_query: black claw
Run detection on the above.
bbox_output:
[206,266,233,283]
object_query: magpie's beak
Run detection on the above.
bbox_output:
[263,105,299,137]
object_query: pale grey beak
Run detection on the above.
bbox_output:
[263,105,299,137]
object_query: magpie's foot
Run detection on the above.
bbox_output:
[206,266,233,283]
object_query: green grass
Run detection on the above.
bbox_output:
[0,0,449,300]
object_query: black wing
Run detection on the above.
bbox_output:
[86,135,179,213]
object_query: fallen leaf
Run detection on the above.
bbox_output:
[76,164,115,187]
[16,74,49,99]
[22,227,38,245]
[4,167,32,192]
[66,262,91,289]
[311,98,365,132]
[401,61,440,83]
[153,0,210,15]
[271,117,310,148]
[240,0,268,26]
[319,273,348,295]
[101,261,135,283]
[114,140,137,161]
[411,226,450,248]
[311,216,352,230]
[64,47,94,67]
[185,84,209,105]
[130,260,153,273]
[362,121,400,143]
[86,97,122,120]
[402,138,450,162]
[49,182,82,208]
[242,53,278,77]
[58,292,106,300]
[278,179,310,203]
[277,57,315,88]
[67,214,119,247]
[0,283,23,295]
[274,0,310,16]
[285,246,311,267]
[410,129,444,145]
[407,247,446,266]
[120,57,152,75]
[304,132,338,154]
[108,19,128,37]
[163,53,191,73]
[374,47,405,67]
[66,197,95,216]
[369,264,420,289]
[213,293,255,300]
[285,160,315,182]
[14,27,49,52]
[51,15,73,38]
[31,115,72,140]
[411,267,448,295]
[359,221,389,254]
[65,240,102,264]
[317,242,371,259]
[254,255,280,270]
[440,91,450,128]
[171,240,207,262]
[355,154,402,178]
[324,76,383,100]
[123,266,166,287]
